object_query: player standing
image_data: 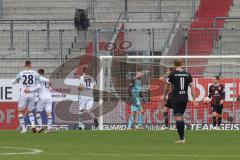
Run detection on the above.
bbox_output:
[24,69,53,133]
[78,67,98,130]
[13,60,40,133]
[127,71,145,130]
[159,67,174,130]
[163,60,196,143]
[208,76,225,130]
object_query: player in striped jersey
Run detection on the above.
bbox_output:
[24,69,53,133]
[78,67,98,130]
[13,60,40,133]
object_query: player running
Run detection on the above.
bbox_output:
[163,60,197,143]
[13,60,40,133]
[127,71,145,130]
[159,67,174,130]
[208,76,225,130]
[78,67,98,130]
[24,69,53,133]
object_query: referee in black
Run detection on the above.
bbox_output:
[163,59,197,143]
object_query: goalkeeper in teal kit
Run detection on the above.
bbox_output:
[127,71,145,130]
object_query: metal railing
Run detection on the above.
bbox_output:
[161,12,180,53]
[1,27,240,77]
[124,11,180,22]
[0,0,2,18]
[0,19,73,50]
[213,17,240,48]
[124,0,200,19]
[0,0,200,21]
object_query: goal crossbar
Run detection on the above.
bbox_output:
[100,55,240,60]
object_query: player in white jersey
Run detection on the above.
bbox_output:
[13,60,40,133]
[78,67,98,130]
[24,69,53,133]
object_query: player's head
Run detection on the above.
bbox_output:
[173,59,184,68]
[214,76,220,85]
[167,67,175,73]
[136,71,144,79]
[82,66,88,74]
[38,69,45,76]
[25,60,32,69]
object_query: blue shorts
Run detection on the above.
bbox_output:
[130,99,142,112]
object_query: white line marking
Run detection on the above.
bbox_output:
[0,147,43,155]
[84,153,240,158]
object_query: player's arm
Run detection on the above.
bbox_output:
[93,79,98,90]
[208,85,212,99]
[220,85,225,104]
[163,73,172,101]
[78,84,84,91]
[24,84,41,93]
[163,83,171,102]
[78,76,84,91]
[40,76,52,86]
[12,73,21,84]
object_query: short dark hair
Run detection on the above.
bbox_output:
[38,69,44,75]
[173,59,184,67]
[25,60,31,66]
[82,66,88,73]
[168,67,175,72]
[215,75,220,80]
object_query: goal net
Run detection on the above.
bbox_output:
[98,55,240,130]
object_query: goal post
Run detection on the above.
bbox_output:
[98,55,240,130]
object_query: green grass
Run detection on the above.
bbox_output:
[0,130,240,160]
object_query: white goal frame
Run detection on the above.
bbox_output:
[98,55,240,130]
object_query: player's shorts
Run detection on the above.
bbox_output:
[36,99,53,113]
[130,99,143,112]
[18,95,35,111]
[165,98,173,109]
[172,102,188,116]
[211,104,223,114]
[79,96,94,110]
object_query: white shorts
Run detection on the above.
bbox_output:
[79,97,94,110]
[18,95,35,111]
[36,99,53,113]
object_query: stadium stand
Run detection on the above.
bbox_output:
[206,0,240,77]
[179,0,233,76]
[0,0,201,78]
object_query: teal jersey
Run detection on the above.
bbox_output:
[131,79,142,100]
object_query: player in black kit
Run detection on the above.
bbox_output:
[163,60,197,143]
[208,76,225,130]
[159,67,175,129]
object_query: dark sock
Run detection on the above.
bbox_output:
[163,112,169,126]
[213,116,217,127]
[176,120,185,140]
[218,117,222,126]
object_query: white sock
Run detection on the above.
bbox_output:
[28,113,35,128]
[18,113,26,131]
[36,113,43,128]
[47,116,52,130]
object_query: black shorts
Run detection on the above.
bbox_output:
[211,104,223,114]
[172,102,188,116]
[165,99,173,109]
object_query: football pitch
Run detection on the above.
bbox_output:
[0,130,239,160]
